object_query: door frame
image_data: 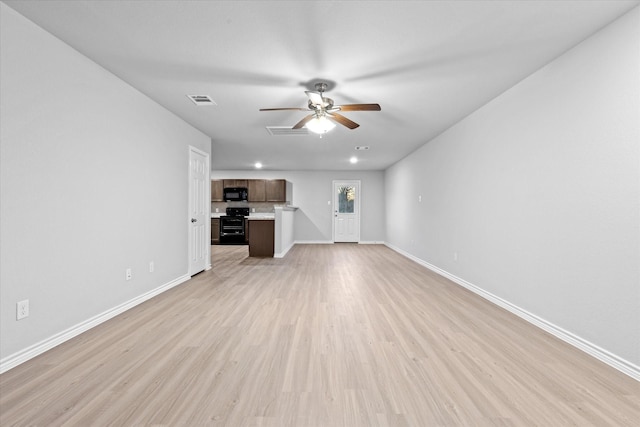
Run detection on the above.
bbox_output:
[188,146,211,275]
[332,180,361,243]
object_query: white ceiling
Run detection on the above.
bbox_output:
[5,0,639,171]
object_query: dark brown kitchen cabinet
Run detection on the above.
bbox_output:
[215,178,288,203]
[211,218,220,244]
[223,179,248,188]
[266,179,286,202]
[248,179,266,202]
[248,220,274,257]
[211,180,224,202]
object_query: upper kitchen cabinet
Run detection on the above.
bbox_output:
[223,179,248,188]
[248,179,266,202]
[211,179,224,202]
[266,179,287,202]
[213,178,290,203]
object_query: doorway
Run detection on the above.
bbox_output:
[188,146,210,275]
[333,180,361,243]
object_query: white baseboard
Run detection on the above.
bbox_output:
[293,241,385,245]
[274,241,295,258]
[385,243,640,381]
[0,274,190,374]
[274,241,384,257]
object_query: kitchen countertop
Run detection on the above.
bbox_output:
[211,212,275,219]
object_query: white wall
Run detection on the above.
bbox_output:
[211,170,385,243]
[273,207,295,257]
[385,7,639,372]
[0,5,210,365]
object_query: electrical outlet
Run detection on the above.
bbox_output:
[454,252,458,262]
[126,268,132,281]
[418,195,422,202]
[149,261,154,273]
[17,300,29,320]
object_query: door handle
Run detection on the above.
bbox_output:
[191,218,197,223]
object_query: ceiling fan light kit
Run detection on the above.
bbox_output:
[306,115,336,134]
[260,82,381,134]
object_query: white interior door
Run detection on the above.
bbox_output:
[188,147,209,275]
[333,180,360,243]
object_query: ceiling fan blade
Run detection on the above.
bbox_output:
[292,114,315,129]
[328,112,360,129]
[305,91,324,106]
[336,103,381,111]
[259,107,309,111]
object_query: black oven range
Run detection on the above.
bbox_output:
[219,207,250,245]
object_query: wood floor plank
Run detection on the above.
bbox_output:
[1,244,638,426]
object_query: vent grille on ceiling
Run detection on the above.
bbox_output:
[266,126,309,136]
[187,95,216,106]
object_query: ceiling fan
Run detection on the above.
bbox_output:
[259,82,381,134]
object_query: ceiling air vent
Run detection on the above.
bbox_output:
[266,126,309,136]
[187,95,216,106]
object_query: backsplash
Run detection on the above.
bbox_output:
[211,201,285,214]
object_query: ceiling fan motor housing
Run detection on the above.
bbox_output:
[308,98,334,110]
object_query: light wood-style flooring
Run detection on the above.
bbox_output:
[1,244,638,426]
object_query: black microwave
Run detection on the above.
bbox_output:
[223,187,248,202]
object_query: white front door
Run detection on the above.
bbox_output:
[188,147,209,275]
[333,180,360,243]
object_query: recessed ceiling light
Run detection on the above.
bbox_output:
[355,146,370,151]
[254,162,263,169]
[350,156,358,164]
